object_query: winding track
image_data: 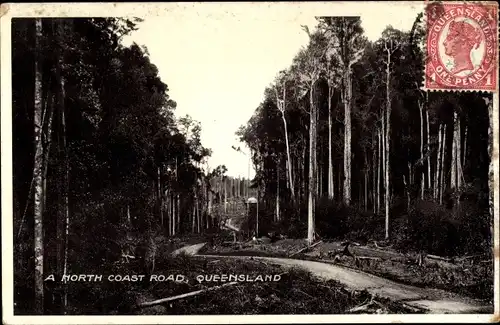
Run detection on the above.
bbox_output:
[171,242,493,314]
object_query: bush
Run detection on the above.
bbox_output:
[315,197,383,242]
[271,201,307,239]
[401,197,490,257]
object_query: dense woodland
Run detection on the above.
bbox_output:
[12,18,254,314]
[11,11,495,315]
[237,15,494,254]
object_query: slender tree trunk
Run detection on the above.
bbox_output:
[364,170,368,210]
[403,175,409,212]
[158,166,163,226]
[276,160,280,221]
[62,108,70,313]
[172,193,176,236]
[33,18,44,314]
[192,195,196,233]
[126,203,132,248]
[385,61,391,240]
[377,128,381,214]
[281,113,295,200]
[167,193,171,236]
[372,133,377,214]
[426,109,432,191]
[196,195,201,234]
[419,100,425,199]
[318,162,321,198]
[224,178,227,213]
[451,112,457,190]
[302,144,306,203]
[463,125,468,169]
[407,163,411,209]
[308,83,317,245]
[328,87,334,199]
[41,92,54,218]
[343,72,352,206]
[381,113,386,208]
[456,113,462,189]
[59,23,71,310]
[440,125,447,204]
[176,195,180,234]
[485,95,495,244]
[435,124,443,200]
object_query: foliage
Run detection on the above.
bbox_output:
[237,14,492,259]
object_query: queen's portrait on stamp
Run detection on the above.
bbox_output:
[443,20,483,75]
[425,2,498,91]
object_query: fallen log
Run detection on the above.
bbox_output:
[456,254,490,262]
[137,281,239,308]
[426,254,453,263]
[289,240,323,257]
[356,256,382,261]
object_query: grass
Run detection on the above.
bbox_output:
[126,254,420,315]
[15,249,418,315]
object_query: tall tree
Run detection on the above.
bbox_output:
[294,26,328,244]
[33,18,44,315]
[318,17,365,206]
[274,70,295,201]
[381,30,401,240]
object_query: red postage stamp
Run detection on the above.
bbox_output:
[425,1,498,92]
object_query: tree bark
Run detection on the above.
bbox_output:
[62,105,70,313]
[192,195,196,233]
[451,112,457,190]
[328,86,334,199]
[343,70,352,206]
[419,99,424,199]
[276,159,280,222]
[176,194,181,234]
[377,128,381,214]
[456,113,462,189]
[41,92,54,218]
[279,99,295,200]
[381,112,386,208]
[440,125,447,204]
[172,192,176,236]
[224,178,227,213]
[372,132,377,214]
[435,124,443,200]
[485,95,494,244]
[426,115,432,192]
[308,82,317,245]
[33,18,44,314]
[385,64,391,240]
[158,166,163,226]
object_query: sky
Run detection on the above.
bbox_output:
[122,2,423,178]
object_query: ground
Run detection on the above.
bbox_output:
[202,237,493,303]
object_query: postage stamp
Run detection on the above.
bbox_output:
[425,1,498,92]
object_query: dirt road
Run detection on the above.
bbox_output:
[173,242,492,314]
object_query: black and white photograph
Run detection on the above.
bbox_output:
[1,1,499,323]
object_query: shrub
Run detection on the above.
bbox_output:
[401,196,490,257]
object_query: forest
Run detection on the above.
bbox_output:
[237,15,495,257]
[11,12,495,315]
[12,18,254,314]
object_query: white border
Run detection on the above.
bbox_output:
[1,2,498,324]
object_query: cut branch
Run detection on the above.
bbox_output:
[137,282,239,308]
[289,240,323,257]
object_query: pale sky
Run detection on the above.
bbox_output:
[121,2,423,178]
